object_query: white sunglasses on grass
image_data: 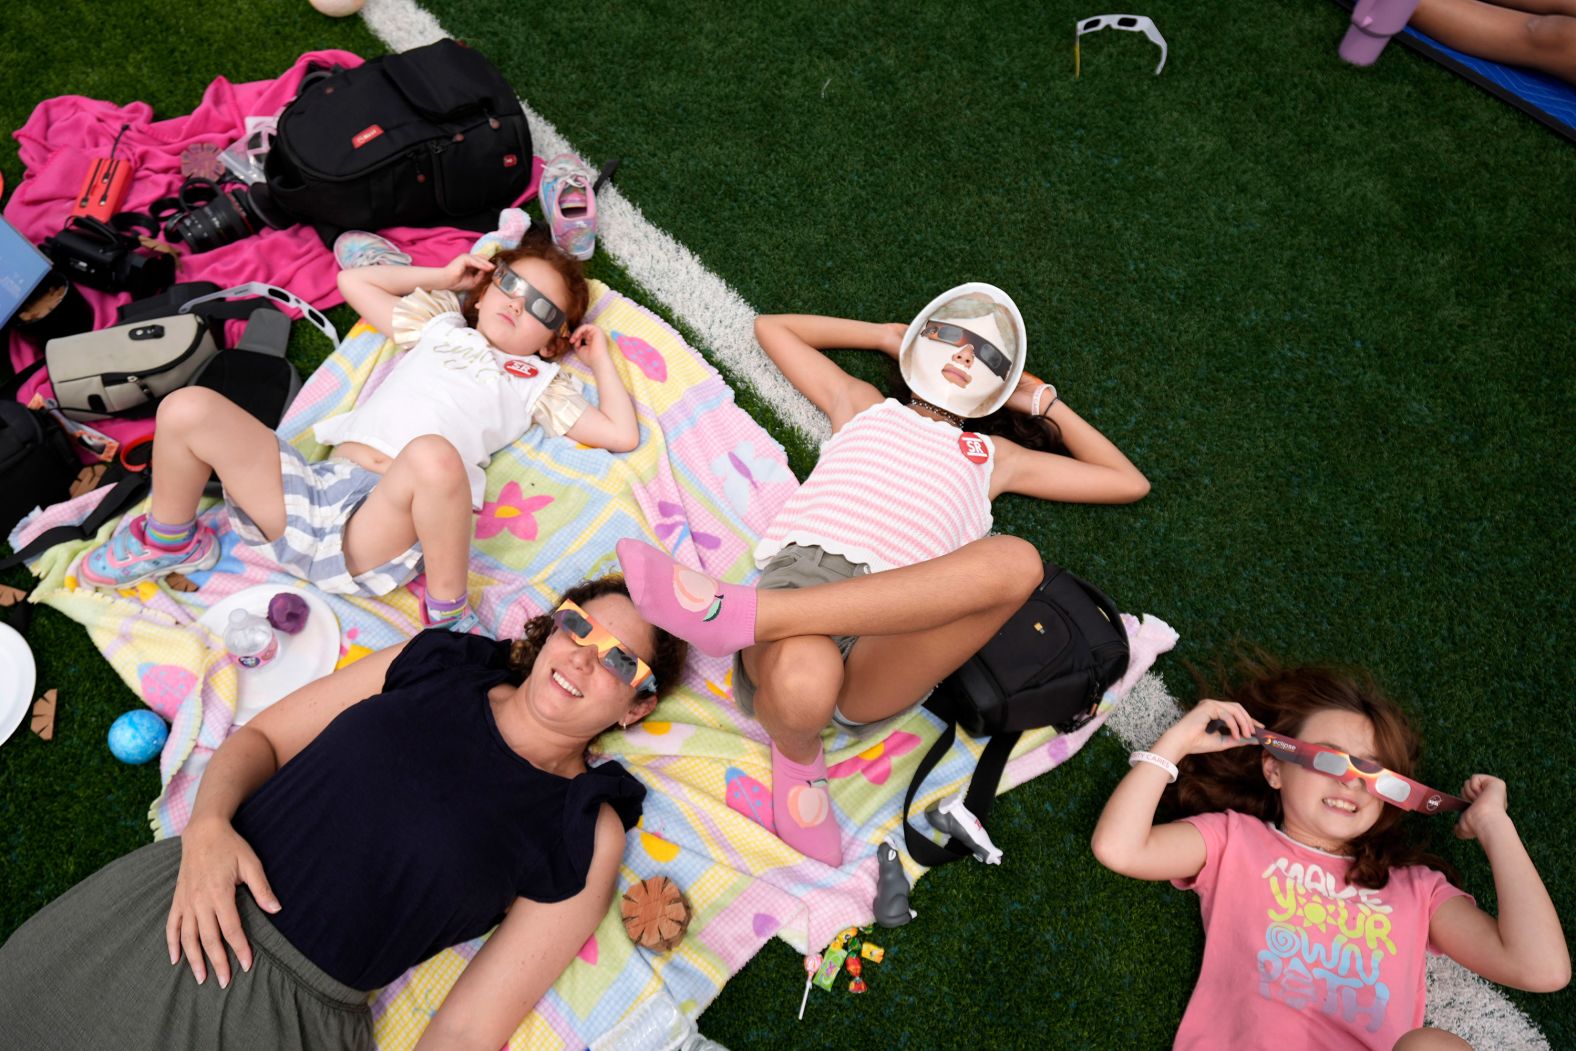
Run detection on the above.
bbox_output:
[1075,14,1168,77]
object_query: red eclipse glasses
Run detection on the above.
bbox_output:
[1208,719,1467,814]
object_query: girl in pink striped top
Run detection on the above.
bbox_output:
[617,284,1147,864]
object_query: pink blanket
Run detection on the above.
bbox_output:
[4,49,502,442]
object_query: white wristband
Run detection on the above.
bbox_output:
[1129,750,1178,783]
[1030,383,1055,417]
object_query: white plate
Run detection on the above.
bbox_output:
[198,585,341,726]
[0,621,38,748]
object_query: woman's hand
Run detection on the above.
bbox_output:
[1152,699,1262,761]
[1454,774,1510,842]
[569,324,609,364]
[165,817,281,987]
[440,253,496,294]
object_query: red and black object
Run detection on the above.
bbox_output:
[69,125,135,223]
[1206,720,1469,814]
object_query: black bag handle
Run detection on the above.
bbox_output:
[900,690,1022,868]
[0,471,151,573]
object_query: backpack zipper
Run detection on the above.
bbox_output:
[96,321,210,386]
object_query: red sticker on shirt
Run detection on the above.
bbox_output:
[504,359,539,379]
[958,432,990,464]
[502,153,520,168]
[351,124,384,149]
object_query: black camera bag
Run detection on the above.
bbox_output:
[40,216,175,298]
[902,561,1130,867]
[261,39,533,245]
[0,394,80,538]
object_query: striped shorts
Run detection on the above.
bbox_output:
[224,437,423,597]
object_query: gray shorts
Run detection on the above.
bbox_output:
[732,543,901,736]
[225,437,424,598]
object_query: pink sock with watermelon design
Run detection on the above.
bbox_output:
[770,742,843,867]
[615,539,757,657]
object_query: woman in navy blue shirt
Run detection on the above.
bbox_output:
[0,576,687,1050]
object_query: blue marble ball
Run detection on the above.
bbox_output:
[107,710,168,765]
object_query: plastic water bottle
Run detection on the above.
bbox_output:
[591,991,730,1051]
[225,609,279,669]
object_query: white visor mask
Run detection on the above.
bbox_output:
[899,283,1026,418]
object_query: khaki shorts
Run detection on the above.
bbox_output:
[732,544,912,737]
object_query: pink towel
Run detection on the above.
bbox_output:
[3,49,508,443]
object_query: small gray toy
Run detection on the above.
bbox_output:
[873,837,917,927]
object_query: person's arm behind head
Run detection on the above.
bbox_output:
[753,313,886,432]
[413,805,629,1050]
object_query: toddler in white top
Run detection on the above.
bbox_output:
[79,233,640,636]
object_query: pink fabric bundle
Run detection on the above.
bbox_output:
[3,50,490,442]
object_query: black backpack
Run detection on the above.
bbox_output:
[0,396,81,539]
[902,561,1130,867]
[261,39,534,245]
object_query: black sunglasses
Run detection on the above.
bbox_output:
[918,320,1013,379]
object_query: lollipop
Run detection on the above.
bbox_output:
[798,954,821,1020]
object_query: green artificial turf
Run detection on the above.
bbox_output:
[4,1,1574,1047]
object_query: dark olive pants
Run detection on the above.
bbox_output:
[0,836,372,1050]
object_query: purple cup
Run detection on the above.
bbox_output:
[1340,0,1422,66]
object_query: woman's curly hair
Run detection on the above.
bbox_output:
[505,576,689,728]
[1164,648,1458,889]
[461,229,589,360]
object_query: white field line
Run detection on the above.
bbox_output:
[358,3,1551,1045]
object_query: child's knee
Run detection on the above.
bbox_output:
[985,535,1043,600]
[398,435,468,490]
[1528,14,1576,61]
[156,386,228,434]
[755,638,844,729]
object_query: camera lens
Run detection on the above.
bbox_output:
[167,188,264,254]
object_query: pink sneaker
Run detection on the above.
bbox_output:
[539,153,598,261]
[78,516,219,590]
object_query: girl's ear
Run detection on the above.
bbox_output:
[1262,752,1282,790]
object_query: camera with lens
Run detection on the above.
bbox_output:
[159,178,289,255]
[40,215,176,298]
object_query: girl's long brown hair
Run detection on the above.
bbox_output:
[462,231,590,359]
[506,576,689,726]
[1166,650,1458,889]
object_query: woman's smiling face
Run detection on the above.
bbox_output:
[525,594,657,736]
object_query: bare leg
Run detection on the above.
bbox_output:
[741,535,1043,759]
[743,635,846,763]
[1393,1027,1473,1050]
[150,388,286,536]
[753,535,1044,642]
[340,434,473,601]
[1412,0,1576,83]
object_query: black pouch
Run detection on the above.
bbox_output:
[40,216,175,297]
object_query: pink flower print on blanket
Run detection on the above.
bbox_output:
[611,330,668,383]
[475,482,554,541]
[827,731,922,786]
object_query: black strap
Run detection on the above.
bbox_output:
[1,360,47,403]
[900,691,1022,868]
[592,157,621,194]
[0,472,150,573]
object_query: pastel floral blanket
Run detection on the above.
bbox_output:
[10,281,1174,1049]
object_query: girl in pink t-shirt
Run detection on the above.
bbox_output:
[1092,659,1569,1050]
